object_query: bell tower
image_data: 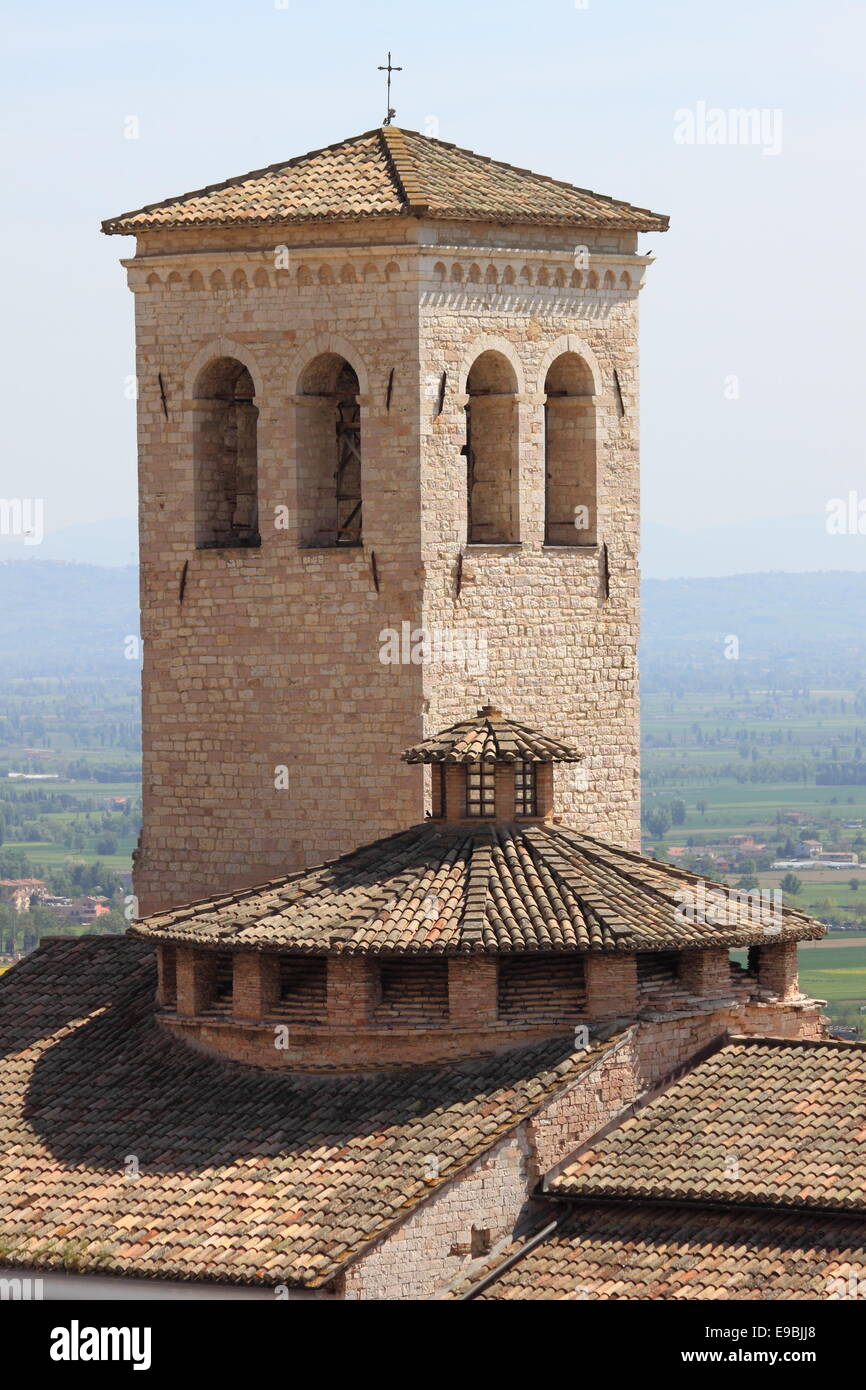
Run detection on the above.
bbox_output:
[104,125,667,914]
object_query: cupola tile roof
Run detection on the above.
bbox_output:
[128,821,824,956]
[401,707,583,765]
[101,126,669,235]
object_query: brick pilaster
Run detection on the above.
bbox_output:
[175,947,216,1016]
[232,952,265,1020]
[327,957,378,1025]
[448,958,498,1025]
[755,941,799,999]
[585,955,638,1019]
[494,765,516,821]
[678,948,730,997]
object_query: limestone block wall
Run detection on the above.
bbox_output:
[417,236,644,850]
[127,218,649,915]
[130,224,427,914]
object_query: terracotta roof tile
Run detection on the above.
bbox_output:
[402,707,582,764]
[102,127,669,235]
[548,1037,866,1212]
[129,822,825,955]
[0,937,614,1287]
[449,1203,866,1300]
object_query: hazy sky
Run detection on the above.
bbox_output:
[2,0,864,570]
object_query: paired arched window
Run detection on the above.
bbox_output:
[296,353,363,546]
[544,352,597,546]
[465,351,519,544]
[193,357,260,549]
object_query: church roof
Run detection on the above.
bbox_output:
[448,1203,866,1301]
[101,126,669,235]
[0,937,616,1289]
[546,1036,866,1211]
[401,707,582,764]
[447,1036,866,1299]
[128,821,824,956]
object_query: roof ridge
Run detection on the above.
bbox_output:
[522,827,635,943]
[379,126,429,212]
[725,1032,866,1052]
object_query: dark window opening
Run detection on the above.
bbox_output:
[636,951,682,1006]
[431,763,447,819]
[194,357,260,549]
[465,351,519,544]
[497,956,586,1021]
[159,945,177,1008]
[471,1227,492,1257]
[272,955,327,1023]
[375,960,449,1024]
[297,354,363,547]
[202,952,234,1016]
[544,352,597,547]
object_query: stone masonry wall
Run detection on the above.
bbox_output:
[131,223,425,914]
[127,218,648,914]
[419,240,643,850]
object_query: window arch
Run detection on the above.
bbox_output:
[193,357,260,549]
[296,353,363,547]
[465,351,519,544]
[544,352,597,546]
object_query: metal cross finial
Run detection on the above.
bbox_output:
[377,52,402,126]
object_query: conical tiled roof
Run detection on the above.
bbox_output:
[402,707,582,764]
[102,126,669,234]
[129,821,824,956]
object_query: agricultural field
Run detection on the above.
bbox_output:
[642,684,866,1027]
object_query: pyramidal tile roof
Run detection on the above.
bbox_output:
[129,821,825,956]
[102,126,669,235]
[402,707,582,764]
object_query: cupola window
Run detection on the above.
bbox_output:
[466,763,495,818]
[514,760,537,816]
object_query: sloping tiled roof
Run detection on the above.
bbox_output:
[0,937,614,1288]
[402,707,582,764]
[547,1037,866,1211]
[102,126,669,235]
[447,1035,866,1300]
[448,1203,866,1300]
[129,822,825,956]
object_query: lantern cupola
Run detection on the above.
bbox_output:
[402,706,582,824]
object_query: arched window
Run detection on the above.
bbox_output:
[544,352,597,546]
[193,357,260,549]
[296,353,363,546]
[465,351,519,544]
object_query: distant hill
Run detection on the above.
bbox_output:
[1,561,864,691]
[641,572,866,692]
[0,561,139,678]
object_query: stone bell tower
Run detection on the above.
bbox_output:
[103,125,668,914]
